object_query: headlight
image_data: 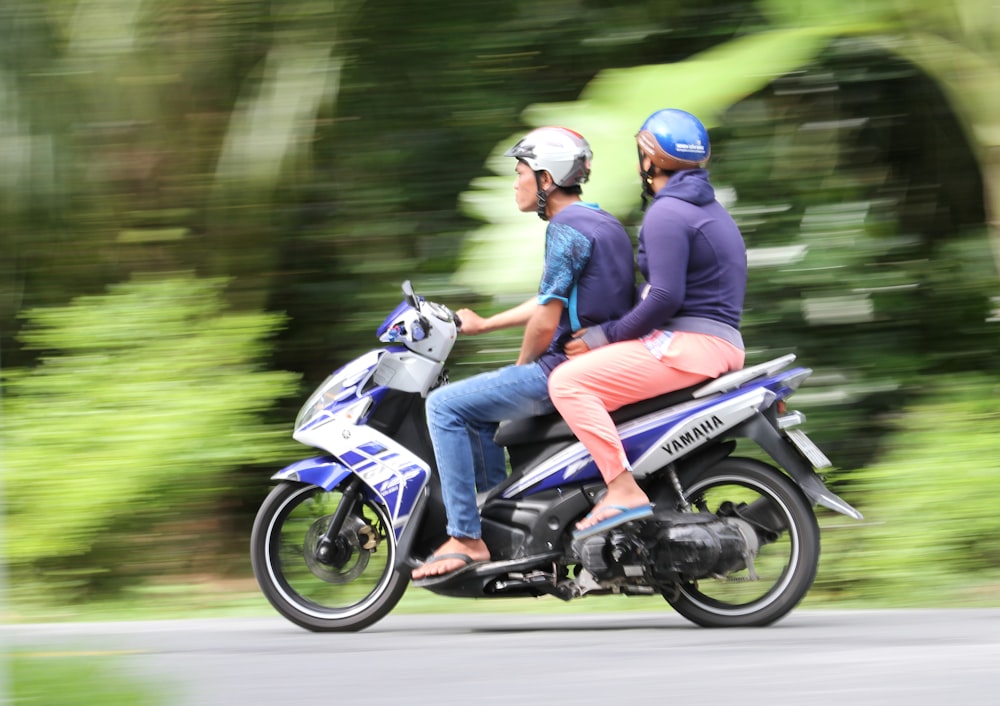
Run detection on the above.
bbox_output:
[295,370,369,430]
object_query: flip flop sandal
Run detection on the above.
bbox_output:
[572,503,654,541]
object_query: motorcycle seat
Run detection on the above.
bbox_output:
[495,385,698,447]
[494,353,797,448]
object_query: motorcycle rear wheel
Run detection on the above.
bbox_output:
[251,481,408,632]
[664,457,820,627]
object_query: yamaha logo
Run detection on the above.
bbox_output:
[663,415,725,453]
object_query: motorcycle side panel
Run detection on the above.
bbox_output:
[628,387,775,476]
[501,386,776,499]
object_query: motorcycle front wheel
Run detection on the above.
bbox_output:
[664,457,820,627]
[251,481,408,632]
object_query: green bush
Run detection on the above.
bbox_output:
[1,274,300,600]
[815,373,1000,605]
[10,652,169,705]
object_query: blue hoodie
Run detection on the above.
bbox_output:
[600,169,747,347]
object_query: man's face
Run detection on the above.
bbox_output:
[514,160,540,213]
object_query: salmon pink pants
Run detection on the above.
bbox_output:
[548,331,745,484]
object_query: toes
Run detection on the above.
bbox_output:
[577,505,623,530]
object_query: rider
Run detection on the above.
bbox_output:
[411,127,636,584]
[547,108,748,539]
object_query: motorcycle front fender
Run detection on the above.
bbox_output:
[271,456,429,552]
[271,456,354,491]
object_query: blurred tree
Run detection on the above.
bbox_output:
[757,0,1000,273]
[461,0,1000,285]
[2,0,1000,605]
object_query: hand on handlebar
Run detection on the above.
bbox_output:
[455,308,487,335]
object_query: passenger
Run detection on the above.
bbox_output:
[547,109,748,539]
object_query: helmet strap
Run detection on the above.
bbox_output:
[534,172,551,221]
[638,149,656,212]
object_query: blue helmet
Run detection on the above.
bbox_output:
[636,108,710,171]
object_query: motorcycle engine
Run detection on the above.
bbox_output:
[577,511,759,584]
[576,530,649,584]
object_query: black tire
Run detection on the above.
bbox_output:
[250,481,408,632]
[664,457,820,627]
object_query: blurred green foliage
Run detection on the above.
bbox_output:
[0,0,999,613]
[2,275,299,597]
[11,652,168,705]
[817,374,1000,605]
[711,47,1000,470]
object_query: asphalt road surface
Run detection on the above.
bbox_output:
[7,609,1000,705]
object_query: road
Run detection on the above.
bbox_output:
[7,609,1000,705]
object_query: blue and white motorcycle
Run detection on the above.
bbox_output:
[251,281,861,632]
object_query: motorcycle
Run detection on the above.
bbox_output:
[251,280,862,632]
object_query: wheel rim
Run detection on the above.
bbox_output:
[674,473,802,616]
[265,485,396,620]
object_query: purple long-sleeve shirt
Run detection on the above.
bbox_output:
[600,169,747,346]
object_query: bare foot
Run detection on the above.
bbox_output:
[576,472,651,531]
[411,537,490,580]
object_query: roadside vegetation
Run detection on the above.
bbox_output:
[3,0,1000,623]
[9,653,169,705]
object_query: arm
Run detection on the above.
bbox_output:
[456,298,536,335]
[602,283,684,343]
[519,220,591,361]
[602,212,689,343]
[516,299,564,365]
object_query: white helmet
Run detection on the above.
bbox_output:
[504,126,592,187]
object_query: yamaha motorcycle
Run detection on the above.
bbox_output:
[251,281,862,632]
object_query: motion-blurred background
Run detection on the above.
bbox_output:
[2,0,999,622]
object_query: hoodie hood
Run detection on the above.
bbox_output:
[657,168,715,206]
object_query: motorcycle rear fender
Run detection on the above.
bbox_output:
[734,415,863,520]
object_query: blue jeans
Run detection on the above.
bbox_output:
[426,362,555,539]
